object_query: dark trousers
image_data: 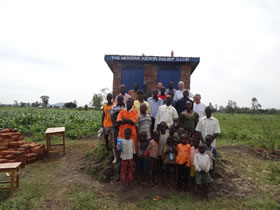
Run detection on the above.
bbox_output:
[177,164,189,189]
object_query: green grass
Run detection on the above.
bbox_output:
[214,113,280,150]
[0,107,102,141]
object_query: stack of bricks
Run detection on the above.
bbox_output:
[0,129,46,168]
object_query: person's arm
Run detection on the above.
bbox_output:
[187,145,191,167]
[154,107,161,131]
[101,105,105,127]
[194,112,199,128]
[211,133,219,143]
[206,155,210,173]
[193,154,201,172]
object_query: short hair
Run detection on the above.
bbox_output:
[124,128,132,134]
[178,81,184,85]
[194,94,201,98]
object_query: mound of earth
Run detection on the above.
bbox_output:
[84,141,114,182]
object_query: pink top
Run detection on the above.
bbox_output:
[148,139,159,159]
[190,146,199,165]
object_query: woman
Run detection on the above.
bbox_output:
[179,101,199,136]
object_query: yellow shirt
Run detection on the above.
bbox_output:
[133,100,150,114]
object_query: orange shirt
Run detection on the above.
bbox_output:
[103,103,114,127]
[176,143,191,166]
[117,108,138,151]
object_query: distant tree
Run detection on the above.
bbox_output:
[84,104,88,111]
[40,96,49,107]
[20,102,27,107]
[209,102,216,112]
[251,97,261,112]
[226,100,237,114]
[64,102,77,109]
[32,101,40,107]
[73,100,77,106]
[91,93,103,109]
[14,100,18,107]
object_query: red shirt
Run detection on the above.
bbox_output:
[158,94,167,100]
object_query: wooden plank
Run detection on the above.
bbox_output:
[45,127,65,134]
[0,162,21,169]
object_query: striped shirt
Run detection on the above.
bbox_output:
[136,113,152,139]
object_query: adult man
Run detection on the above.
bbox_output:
[157,82,163,94]
[110,95,126,163]
[165,81,177,95]
[114,84,131,105]
[101,93,114,151]
[195,106,221,147]
[148,89,163,130]
[154,95,178,130]
[133,90,150,113]
[143,83,152,100]
[128,83,139,100]
[117,98,139,151]
[193,94,206,120]
[174,81,194,102]
[175,89,193,114]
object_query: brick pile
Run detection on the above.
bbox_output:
[0,129,46,168]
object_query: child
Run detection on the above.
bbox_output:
[194,143,213,198]
[158,121,169,182]
[120,128,136,185]
[163,136,177,186]
[176,134,191,191]
[148,131,160,186]
[101,93,114,151]
[190,136,200,187]
[136,132,150,186]
[136,103,152,140]
[205,135,217,178]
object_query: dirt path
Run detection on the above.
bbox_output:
[10,138,279,209]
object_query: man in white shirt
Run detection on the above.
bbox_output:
[174,81,194,102]
[193,94,206,120]
[154,95,178,130]
[195,106,221,147]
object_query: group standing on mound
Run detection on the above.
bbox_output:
[101,81,221,198]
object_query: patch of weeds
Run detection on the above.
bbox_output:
[247,195,280,210]
[64,184,100,210]
[267,162,280,185]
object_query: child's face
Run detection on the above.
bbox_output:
[154,132,160,142]
[159,123,167,132]
[199,145,206,154]
[181,137,187,145]
[124,130,132,139]
[140,105,147,115]
[193,139,200,148]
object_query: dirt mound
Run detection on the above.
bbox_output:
[84,141,114,182]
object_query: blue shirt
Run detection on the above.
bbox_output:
[147,97,163,118]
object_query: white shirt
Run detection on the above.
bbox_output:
[193,102,206,120]
[194,153,210,172]
[195,116,221,147]
[154,104,178,130]
[174,89,194,102]
[120,138,135,160]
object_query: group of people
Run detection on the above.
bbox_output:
[101,81,221,198]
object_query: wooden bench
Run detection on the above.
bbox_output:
[45,127,65,154]
[0,162,21,195]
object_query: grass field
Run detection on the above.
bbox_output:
[0,108,280,209]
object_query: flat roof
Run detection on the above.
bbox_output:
[104,54,200,74]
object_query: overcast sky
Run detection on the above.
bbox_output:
[0,0,279,108]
